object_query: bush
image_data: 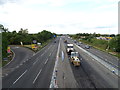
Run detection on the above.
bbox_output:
[109,36,120,52]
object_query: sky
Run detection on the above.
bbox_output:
[0,0,119,34]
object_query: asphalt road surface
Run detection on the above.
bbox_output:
[69,37,119,69]
[2,36,119,89]
[2,38,59,88]
[2,46,34,77]
[64,36,118,88]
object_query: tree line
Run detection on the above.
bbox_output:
[0,24,55,59]
[70,33,120,52]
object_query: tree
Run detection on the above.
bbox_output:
[0,24,9,58]
[109,35,120,52]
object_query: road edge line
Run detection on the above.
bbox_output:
[49,38,61,88]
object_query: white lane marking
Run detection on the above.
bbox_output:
[13,70,27,84]
[41,53,44,56]
[33,69,42,84]
[5,74,8,76]
[33,60,39,66]
[20,63,23,66]
[105,59,107,61]
[49,53,51,56]
[16,65,19,68]
[33,53,35,56]
[44,58,48,64]
[16,47,19,48]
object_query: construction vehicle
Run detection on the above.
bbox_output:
[70,52,80,66]
[64,40,67,43]
[67,44,74,55]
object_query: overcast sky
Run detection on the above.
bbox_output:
[0,0,119,34]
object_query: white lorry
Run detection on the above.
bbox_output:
[67,44,74,55]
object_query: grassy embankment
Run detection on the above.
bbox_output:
[2,52,13,67]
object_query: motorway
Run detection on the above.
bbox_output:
[2,36,119,89]
[75,40,119,69]
[2,38,59,88]
[64,36,118,88]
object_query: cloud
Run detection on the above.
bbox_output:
[0,0,118,34]
[0,0,23,5]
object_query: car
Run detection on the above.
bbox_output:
[85,45,90,49]
[77,43,80,46]
[54,41,56,43]
[79,42,82,44]
[74,40,77,43]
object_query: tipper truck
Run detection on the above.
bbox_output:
[66,43,81,66]
[70,52,80,66]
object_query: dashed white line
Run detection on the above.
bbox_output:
[33,69,42,84]
[16,65,19,68]
[20,63,23,66]
[33,53,35,56]
[5,74,8,76]
[44,58,48,64]
[41,53,44,56]
[33,60,38,65]
[49,53,51,56]
[105,59,107,61]
[13,70,27,84]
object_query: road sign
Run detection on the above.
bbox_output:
[3,57,8,61]
[20,42,23,45]
[7,46,11,53]
[37,43,41,45]
[53,35,56,38]
[33,40,37,44]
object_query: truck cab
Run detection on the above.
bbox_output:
[67,44,74,55]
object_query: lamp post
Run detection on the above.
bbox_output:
[106,29,110,51]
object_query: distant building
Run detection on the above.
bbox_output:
[96,36,113,40]
[80,36,86,39]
